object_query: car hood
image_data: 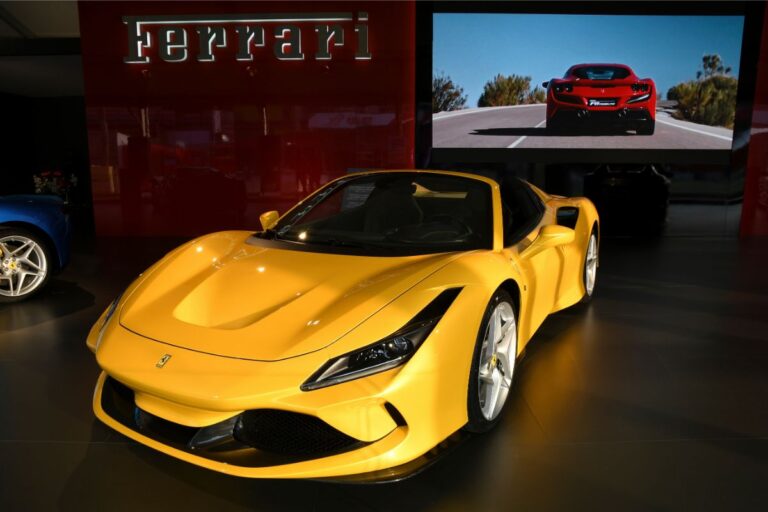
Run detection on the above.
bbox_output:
[119,231,461,361]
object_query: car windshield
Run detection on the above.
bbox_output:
[259,173,493,255]
[570,66,631,80]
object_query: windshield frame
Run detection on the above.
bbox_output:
[251,171,500,257]
[568,65,632,80]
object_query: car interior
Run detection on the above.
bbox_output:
[272,173,546,252]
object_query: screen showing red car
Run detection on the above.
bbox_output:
[432,13,745,151]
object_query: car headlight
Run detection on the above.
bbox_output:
[554,83,573,93]
[627,93,651,104]
[301,289,461,391]
[95,294,122,351]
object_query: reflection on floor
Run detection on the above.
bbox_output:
[1,236,767,510]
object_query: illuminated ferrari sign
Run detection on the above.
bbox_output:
[123,12,371,64]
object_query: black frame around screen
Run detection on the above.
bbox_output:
[415,1,765,168]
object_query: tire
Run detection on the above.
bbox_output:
[0,228,52,303]
[580,226,599,303]
[637,120,655,135]
[546,112,568,134]
[546,117,563,134]
[465,289,518,433]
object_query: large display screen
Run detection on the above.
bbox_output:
[432,13,745,151]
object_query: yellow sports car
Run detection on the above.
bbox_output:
[87,170,599,481]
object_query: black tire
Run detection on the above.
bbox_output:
[637,120,655,135]
[465,289,518,433]
[0,228,52,303]
[580,226,599,304]
[546,115,565,134]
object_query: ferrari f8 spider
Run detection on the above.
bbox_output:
[87,170,599,480]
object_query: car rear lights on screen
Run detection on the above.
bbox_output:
[627,93,651,104]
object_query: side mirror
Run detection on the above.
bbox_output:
[259,210,279,231]
[542,81,549,88]
[520,225,575,259]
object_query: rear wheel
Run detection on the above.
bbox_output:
[465,290,518,433]
[546,116,564,134]
[0,229,51,303]
[580,227,599,303]
[637,120,655,135]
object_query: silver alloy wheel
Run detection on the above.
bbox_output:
[0,235,48,298]
[585,233,598,296]
[478,301,517,421]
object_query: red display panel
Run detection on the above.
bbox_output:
[740,9,768,237]
[78,1,415,236]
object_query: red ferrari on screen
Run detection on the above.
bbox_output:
[543,64,656,135]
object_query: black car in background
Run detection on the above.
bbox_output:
[584,164,670,235]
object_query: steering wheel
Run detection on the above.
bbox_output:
[383,215,474,242]
[422,214,473,238]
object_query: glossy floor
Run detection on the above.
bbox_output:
[1,237,767,511]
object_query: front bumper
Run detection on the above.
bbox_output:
[94,372,469,482]
[88,280,485,479]
[93,371,431,479]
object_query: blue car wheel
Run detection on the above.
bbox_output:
[0,228,51,302]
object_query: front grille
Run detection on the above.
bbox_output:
[234,410,362,456]
[100,376,371,467]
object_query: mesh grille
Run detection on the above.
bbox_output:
[234,409,362,456]
[101,377,367,466]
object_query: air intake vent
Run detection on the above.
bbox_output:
[234,409,363,456]
[557,207,579,229]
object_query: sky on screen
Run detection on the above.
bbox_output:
[434,14,744,107]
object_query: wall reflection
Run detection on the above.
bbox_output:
[739,9,768,237]
[79,1,415,236]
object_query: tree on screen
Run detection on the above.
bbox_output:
[697,54,732,79]
[667,54,737,128]
[432,72,467,112]
[477,74,544,107]
[527,86,546,104]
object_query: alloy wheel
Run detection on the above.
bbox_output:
[585,233,598,296]
[477,301,517,421]
[0,235,48,298]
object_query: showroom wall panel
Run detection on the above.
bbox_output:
[740,7,768,237]
[78,1,415,236]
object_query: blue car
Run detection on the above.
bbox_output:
[0,195,71,302]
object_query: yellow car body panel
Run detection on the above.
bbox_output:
[88,169,598,479]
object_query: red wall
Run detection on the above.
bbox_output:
[78,1,415,236]
[740,8,768,237]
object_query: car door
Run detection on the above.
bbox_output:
[500,179,566,340]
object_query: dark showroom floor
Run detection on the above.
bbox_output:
[1,235,767,511]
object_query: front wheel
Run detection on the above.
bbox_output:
[465,290,518,433]
[580,227,599,303]
[0,229,51,303]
